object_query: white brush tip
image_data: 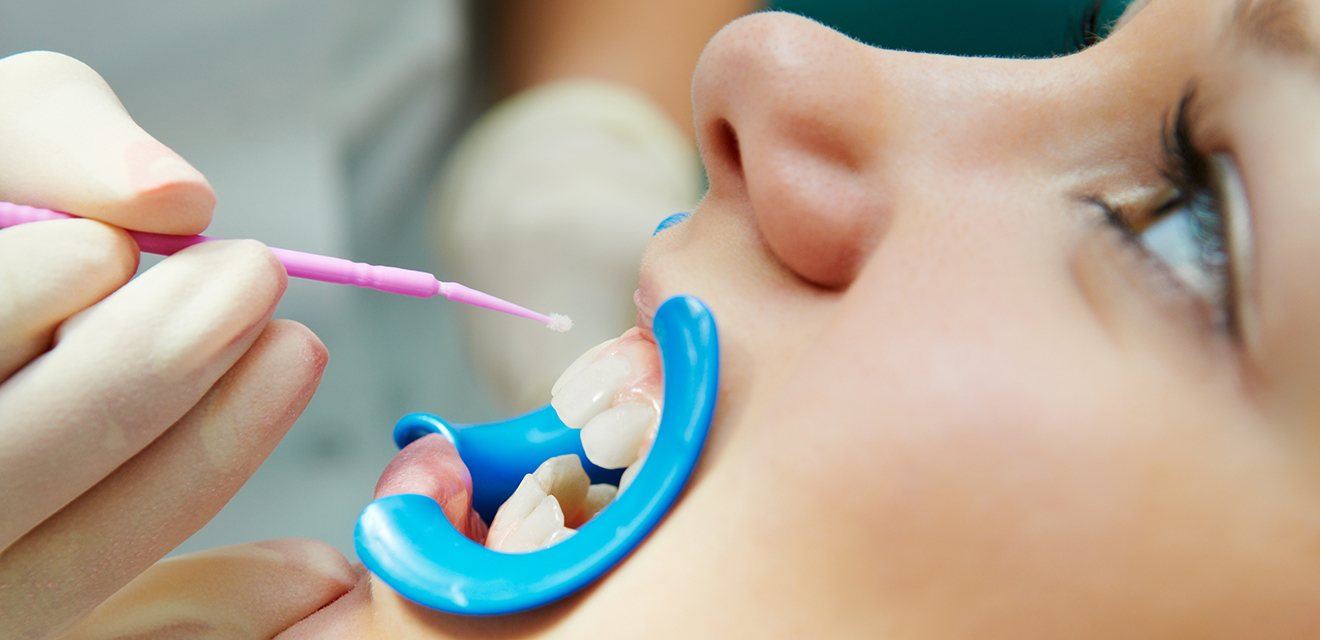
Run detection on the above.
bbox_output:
[547,314,573,333]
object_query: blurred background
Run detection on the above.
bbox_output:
[0,0,1124,556]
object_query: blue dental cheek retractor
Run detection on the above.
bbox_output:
[355,295,719,616]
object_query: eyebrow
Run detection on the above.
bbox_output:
[1229,0,1319,60]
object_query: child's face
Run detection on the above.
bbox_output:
[631,0,1320,633]
[307,0,1320,635]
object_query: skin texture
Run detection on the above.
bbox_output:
[0,52,341,638]
[44,0,1320,636]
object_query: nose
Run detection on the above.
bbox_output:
[693,13,896,288]
[693,13,1049,289]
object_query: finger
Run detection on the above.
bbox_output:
[58,539,355,640]
[0,51,214,234]
[0,219,138,381]
[0,320,328,638]
[0,240,286,552]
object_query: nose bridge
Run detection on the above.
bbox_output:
[695,13,1055,167]
[881,55,1062,169]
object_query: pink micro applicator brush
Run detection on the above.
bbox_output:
[0,201,573,332]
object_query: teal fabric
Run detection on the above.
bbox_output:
[767,0,1132,57]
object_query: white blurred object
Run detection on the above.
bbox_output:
[434,80,702,411]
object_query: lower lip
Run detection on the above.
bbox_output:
[374,434,490,541]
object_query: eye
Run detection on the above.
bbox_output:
[1099,91,1253,336]
[1138,155,1237,320]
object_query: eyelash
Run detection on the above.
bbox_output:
[1159,91,1230,277]
[1092,88,1238,334]
[1072,0,1108,51]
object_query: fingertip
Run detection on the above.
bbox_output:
[253,538,357,591]
[264,319,330,380]
[227,320,325,449]
[0,50,215,235]
[114,175,216,235]
[109,137,215,234]
[59,540,358,640]
[213,238,289,304]
[73,219,141,281]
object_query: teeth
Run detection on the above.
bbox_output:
[551,338,614,397]
[487,455,591,552]
[580,402,656,469]
[533,454,590,524]
[497,495,565,553]
[485,475,547,550]
[531,327,663,537]
[618,461,643,495]
[545,528,576,545]
[578,483,617,525]
[550,329,662,431]
[551,354,632,427]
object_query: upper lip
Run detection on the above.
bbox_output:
[634,267,663,339]
[633,288,657,336]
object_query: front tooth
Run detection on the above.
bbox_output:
[533,454,590,524]
[498,495,565,552]
[550,354,632,427]
[580,403,656,469]
[545,528,576,545]
[551,338,614,397]
[485,475,547,549]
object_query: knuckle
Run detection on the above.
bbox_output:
[0,50,103,85]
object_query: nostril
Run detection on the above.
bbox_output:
[713,118,743,175]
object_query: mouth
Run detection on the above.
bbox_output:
[375,291,667,553]
[359,293,717,614]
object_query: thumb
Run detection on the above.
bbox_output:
[60,539,357,639]
[0,51,214,234]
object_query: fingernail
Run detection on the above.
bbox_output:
[652,212,691,236]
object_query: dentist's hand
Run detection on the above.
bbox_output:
[0,52,338,638]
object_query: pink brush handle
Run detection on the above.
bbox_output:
[0,201,441,297]
[0,201,563,326]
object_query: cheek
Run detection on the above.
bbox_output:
[745,283,1311,623]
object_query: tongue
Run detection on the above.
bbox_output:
[374,434,488,542]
